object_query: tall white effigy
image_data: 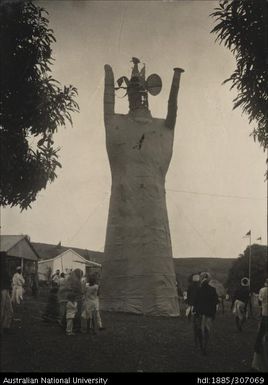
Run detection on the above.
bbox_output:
[100,58,184,316]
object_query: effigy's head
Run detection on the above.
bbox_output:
[115,57,162,113]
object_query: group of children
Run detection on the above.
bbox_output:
[66,276,104,336]
[43,270,104,336]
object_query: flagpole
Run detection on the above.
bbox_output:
[248,231,253,318]
[249,232,251,292]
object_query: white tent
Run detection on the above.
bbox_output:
[38,249,101,280]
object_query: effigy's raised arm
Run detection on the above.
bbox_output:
[104,64,115,124]
[165,68,184,130]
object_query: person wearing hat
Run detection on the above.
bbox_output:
[252,278,268,371]
[185,273,201,346]
[186,273,200,319]
[11,266,25,305]
[52,269,61,287]
[193,272,218,355]
[231,279,250,332]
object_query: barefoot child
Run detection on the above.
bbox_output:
[66,293,77,336]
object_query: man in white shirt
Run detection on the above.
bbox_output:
[259,279,268,317]
[52,269,60,287]
[11,267,25,305]
[252,278,268,371]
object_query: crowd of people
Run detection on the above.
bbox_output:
[1,265,267,371]
[0,265,105,337]
[185,272,268,370]
[43,268,104,336]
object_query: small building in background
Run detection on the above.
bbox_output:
[32,242,103,283]
[37,248,102,282]
[0,235,39,287]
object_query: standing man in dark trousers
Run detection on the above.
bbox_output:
[194,272,218,355]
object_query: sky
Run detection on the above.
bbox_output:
[1,0,266,258]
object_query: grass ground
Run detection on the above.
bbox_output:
[0,292,260,373]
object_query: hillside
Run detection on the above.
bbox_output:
[32,241,235,289]
[173,257,235,290]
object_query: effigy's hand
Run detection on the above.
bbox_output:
[103,64,184,177]
[104,64,115,128]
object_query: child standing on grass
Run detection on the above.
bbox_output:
[66,293,77,336]
[81,277,103,334]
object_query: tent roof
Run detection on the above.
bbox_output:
[38,248,102,267]
[32,242,104,264]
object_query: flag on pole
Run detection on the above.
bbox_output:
[243,230,251,238]
[256,236,262,241]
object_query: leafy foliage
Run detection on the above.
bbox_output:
[0,1,79,209]
[226,244,267,294]
[210,0,268,153]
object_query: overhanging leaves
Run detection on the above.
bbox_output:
[210,0,268,156]
[0,1,79,210]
